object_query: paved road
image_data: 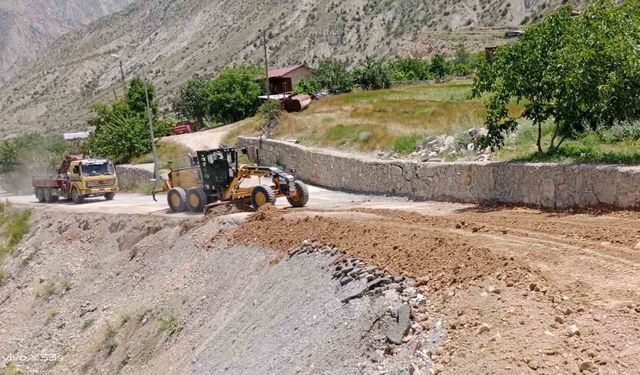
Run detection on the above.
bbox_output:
[4,184,469,217]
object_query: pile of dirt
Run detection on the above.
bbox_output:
[0,210,434,375]
[230,206,640,375]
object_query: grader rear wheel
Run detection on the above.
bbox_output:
[187,187,207,212]
[286,180,310,208]
[250,186,276,209]
[167,187,188,212]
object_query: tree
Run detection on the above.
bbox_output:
[126,76,158,117]
[388,58,431,81]
[314,58,353,94]
[429,54,450,80]
[353,57,392,90]
[84,78,169,163]
[294,78,321,95]
[207,66,262,124]
[174,78,210,130]
[473,1,640,153]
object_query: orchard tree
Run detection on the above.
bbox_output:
[207,66,262,124]
[429,54,450,80]
[174,77,210,130]
[314,58,353,94]
[473,0,640,153]
[353,57,392,90]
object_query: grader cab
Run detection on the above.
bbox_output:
[154,147,309,213]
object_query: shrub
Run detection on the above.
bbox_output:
[314,58,354,94]
[393,135,422,155]
[389,58,431,81]
[353,57,392,90]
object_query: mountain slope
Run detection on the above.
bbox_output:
[0,0,133,83]
[0,0,586,138]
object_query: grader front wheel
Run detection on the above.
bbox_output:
[251,186,276,209]
[287,180,309,208]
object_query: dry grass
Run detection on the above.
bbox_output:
[131,141,194,169]
[224,81,523,153]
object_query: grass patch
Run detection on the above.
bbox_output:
[394,135,423,155]
[38,282,57,299]
[0,206,31,263]
[224,81,525,153]
[103,323,118,355]
[82,318,95,331]
[495,123,640,164]
[221,117,261,146]
[159,315,183,337]
[131,141,194,169]
[2,363,21,375]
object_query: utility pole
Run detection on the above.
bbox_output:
[262,30,270,99]
[142,73,160,181]
[111,54,127,97]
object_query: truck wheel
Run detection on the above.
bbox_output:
[167,187,187,212]
[104,192,115,201]
[187,187,207,212]
[251,185,276,209]
[43,188,54,203]
[36,188,45,203]
[71,187,85,204]
[286,180,310,208]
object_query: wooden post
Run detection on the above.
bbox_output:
[263,30,270,99]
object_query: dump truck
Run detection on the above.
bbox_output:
[32,155,119,204]
[153,146,309,213]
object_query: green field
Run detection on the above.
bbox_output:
[225,81,640,164]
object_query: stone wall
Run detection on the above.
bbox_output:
[239,137,640,209]
[115,165,154,192]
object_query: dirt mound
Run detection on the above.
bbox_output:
[230,206,640,375]
[246,203,281,222]
[205,200,253,217]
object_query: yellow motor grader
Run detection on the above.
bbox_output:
[153,147,309,213]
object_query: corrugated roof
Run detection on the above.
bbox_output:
[266,65,307,78]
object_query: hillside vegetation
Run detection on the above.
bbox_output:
[0,0,587,138]
[225,81,523,153]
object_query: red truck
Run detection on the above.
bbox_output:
[171,122,193,135]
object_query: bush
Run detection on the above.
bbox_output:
[314,58,354,94]
[389,58,431,81]
[429,54,451,80]
[207,66,263,124]
[353,57,392,90]
[294,78,321,95]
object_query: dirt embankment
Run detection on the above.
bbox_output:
[0,209,425,375]
[233,206,640,375]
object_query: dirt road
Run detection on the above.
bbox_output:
[159,123,237,151]
[5,184,640,374]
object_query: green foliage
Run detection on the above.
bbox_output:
[2,362,22,375]
[84,78,170,163]
[174,78,209,129]
[393,135,422,155]
[388,58,431,81]
[452,46,481,76]
[207,66,263,124]
[294,78,321,95]
[314,58,354,94]
[258,100,283,125]
[159,315,183,336]
[474,0,640,154]
[0,207,32,262]
[429,54,451,80]
[353,57,392,90]
[0,134,71,174]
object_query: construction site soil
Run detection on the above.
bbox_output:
[232,205,640,374]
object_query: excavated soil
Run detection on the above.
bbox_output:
[232,205,640,375]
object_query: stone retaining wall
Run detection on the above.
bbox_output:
[239,137,640,209]
[115,165,154,192]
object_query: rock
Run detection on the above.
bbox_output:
[370,349,384,363]
[579,361,595,372]
[339,277,354,286]
[554,315,564,324]
[567,324,580,337]
[487,285,501,294]
[477,323,491,335]
[387,303,411,344]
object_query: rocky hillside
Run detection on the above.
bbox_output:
[0,0,587,138]
[0,0,133,83]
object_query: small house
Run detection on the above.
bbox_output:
[260,65,313,95]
